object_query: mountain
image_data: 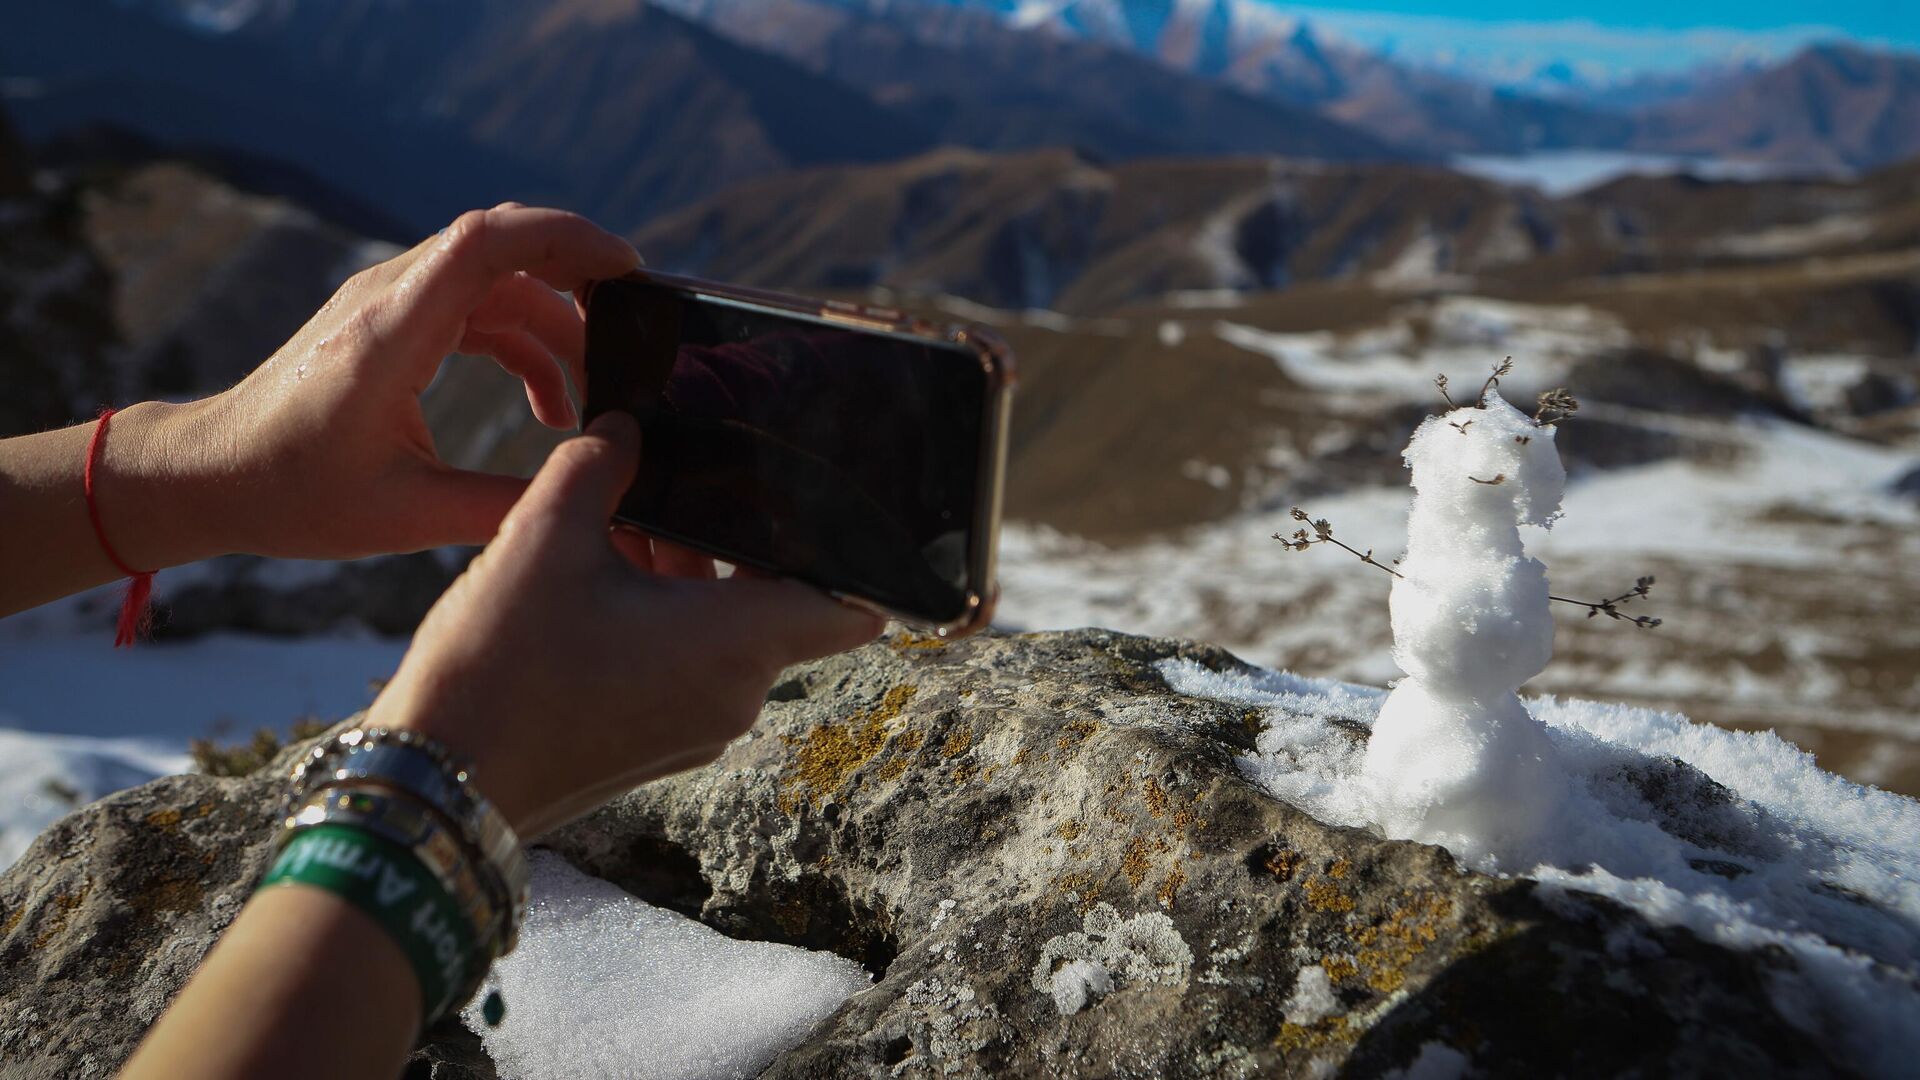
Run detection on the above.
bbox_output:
[858,0,1633,155]
[1633,43,1920,172]
[631,147,1547,311]
[649,0,1405,162]
[5,0,941,234]
[9,0,1402,238]
[837,2,1920,170]
[628,144,1920,334]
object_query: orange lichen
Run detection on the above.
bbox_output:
[1054,819,1084,841]
[1142,777,1171,819]
[892,632,949,650]
[1264,848,1304,881]
[144,808,183,829]
[1303,876,1356,913]
[31,878,91,949]
[1157,865,1188,909]
[1327,858,1352,880]
[1320,955,1360,983]
[940,727,975,759]
[1121,837,1153,887]
[1057,717,1098,751]
[1352,891,1454,994]
[785,685,919,806]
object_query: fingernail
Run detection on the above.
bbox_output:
[560,395,579,429]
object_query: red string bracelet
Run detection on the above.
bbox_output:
[85,407,156,647]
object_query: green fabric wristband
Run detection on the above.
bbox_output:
[259,823,477,1024]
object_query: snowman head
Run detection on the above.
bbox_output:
[1403,390,1566,530]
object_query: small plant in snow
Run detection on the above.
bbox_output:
[1274,361,1661,860]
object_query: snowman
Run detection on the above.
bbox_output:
[1360,387,1571,866]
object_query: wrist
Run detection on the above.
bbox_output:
[364,679,546,839]
[97,398,236,571]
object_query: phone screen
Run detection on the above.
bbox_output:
[585,278,991,625]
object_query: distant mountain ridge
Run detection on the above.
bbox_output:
[846,0,1920,169]
[8,0,1400,236]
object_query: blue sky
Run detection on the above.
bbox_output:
[1266,1,1917,79]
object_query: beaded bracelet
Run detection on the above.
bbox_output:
[288,727,530,954]
[265,727,530,1028]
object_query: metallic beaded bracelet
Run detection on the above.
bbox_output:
[286,727,531,957]
[282,784,505,959]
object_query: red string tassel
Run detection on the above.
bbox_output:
[84,407,156,647]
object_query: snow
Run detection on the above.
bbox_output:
[1385,1040,1473,1080]
[1282,964,1338,1025]
[1047,959,1112,1015]
[468,851,871,1080]
[1159,658,1920,1076]
[1449,151,1837,196]
[1359,392,1572,863]
[0,601,406,868]
[0,630,404,741]
[0,729,188,868]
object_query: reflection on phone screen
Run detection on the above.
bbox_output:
[587,281,988,624]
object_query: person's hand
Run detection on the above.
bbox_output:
[361,411,886,837]
[138,204,639,566]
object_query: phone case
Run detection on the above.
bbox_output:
[589,270,1017,639]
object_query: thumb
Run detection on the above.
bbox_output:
[506,411,641,545]
[705,575,887,666]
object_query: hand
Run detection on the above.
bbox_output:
[147,204,640,565]
[362,411,886,837]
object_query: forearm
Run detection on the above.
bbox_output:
[0,399,231,618]
[120,884,422,1080]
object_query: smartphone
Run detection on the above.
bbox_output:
[582,271,1015,637]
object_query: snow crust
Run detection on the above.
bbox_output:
[1160,658,1920,1075]
[467,851,870,1080]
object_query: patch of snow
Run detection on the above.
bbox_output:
[1047,959,1112,1015]
[1166,289,1244,310]
[0,629,404,742]
[1449,151,1839,197]
[1706,216,1874,258]
[1778,355,1874,414]
[468,851,870,1080]
[1158,320,1187,347]
[0,621,405,865]
[1159,658,1920,1076]
[1385,1040,1473,1080]
[1282,964,1338,1025]
[0,730,188,868]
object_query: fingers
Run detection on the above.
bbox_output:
[459,328,576,429]
[505,411,641,549]
[401,468,532,548]
[610,524,654,573]
[419,205,637,311]
[468,272,588,390]
[653,539,717,581]
[701,575,887,666]
[373,206,638,364]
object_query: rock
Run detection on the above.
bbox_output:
[152,552,468,640]
[0,630,1847,1078]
